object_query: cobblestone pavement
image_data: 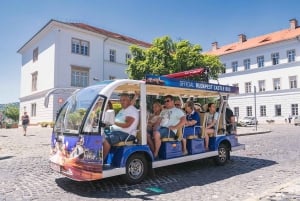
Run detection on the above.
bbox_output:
[0,124,299,201]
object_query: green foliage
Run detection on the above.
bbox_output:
[127,36,224,81]
[3,104,19,122]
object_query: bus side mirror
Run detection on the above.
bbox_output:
[103,109,115,125]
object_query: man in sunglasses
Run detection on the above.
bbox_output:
[147,95,186,159]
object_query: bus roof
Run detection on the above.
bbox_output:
[114,75,239,97]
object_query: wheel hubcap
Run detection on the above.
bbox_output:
[128,159,143,179]
[219,147,227,162]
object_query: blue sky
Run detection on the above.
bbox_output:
[1,0,300,104]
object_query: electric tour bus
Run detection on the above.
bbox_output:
[48,74,245,184]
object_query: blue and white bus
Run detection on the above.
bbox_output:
[49,75,244,184]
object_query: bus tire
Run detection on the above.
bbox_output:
[214,143,229,166]
[121,153,148,184]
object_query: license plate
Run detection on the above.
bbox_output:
[50,162,61,172]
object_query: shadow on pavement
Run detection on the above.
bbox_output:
[55,156,277,200]
[0,156,15,161]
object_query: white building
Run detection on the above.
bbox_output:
[208,19,300,124]
[17,19,151,124]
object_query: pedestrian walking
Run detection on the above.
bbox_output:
[21,112,30,136]
[288,114,292,124]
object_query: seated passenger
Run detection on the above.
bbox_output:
[146,102,162,153]
[226,114,237,135]
[182,101,201,155]
[147,95,186,159]
[174,99,182,109]
[204,103,219,151]
[103,93,139,161]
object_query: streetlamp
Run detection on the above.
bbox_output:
[254,86,257,131]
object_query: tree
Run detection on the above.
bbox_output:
[127,36,224,81]
[4,104,19,122]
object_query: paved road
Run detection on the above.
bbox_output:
[0,125,299,201]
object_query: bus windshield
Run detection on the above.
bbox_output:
[54,83,111,134]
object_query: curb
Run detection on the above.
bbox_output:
[237,130,271,136]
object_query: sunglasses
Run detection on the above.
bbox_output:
[175,104,181,107]
[164,99,171,103]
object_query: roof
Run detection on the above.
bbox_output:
[66,22,151,48]
[18,19,151,53]
[206,26,300,56]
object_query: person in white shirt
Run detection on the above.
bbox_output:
[103,93,139,161]
[147,95,186,159]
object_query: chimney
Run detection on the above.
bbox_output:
[289,18,298,29]
[238,34,247,43]
[211,41,218,51]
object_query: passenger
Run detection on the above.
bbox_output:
[182,101,200,155]
[194,103,203,112]
[226,115,237,135]
[174,99,182,109]
[103,93,139,161]
[147,102,162,133]
[204,103,219,151]
[147,95,186,159]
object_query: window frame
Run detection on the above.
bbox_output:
[231,61,238,72]
[273,78,281,91]
[257,56,264,68]
[71,66,89,88]
[109,49,116,62]
[243,58,250,70]
[258,80,266,92]
[245,82,252,93]
[289,76,297,89]
[71,38,90,56]
[31,71,38,92]
[291,104,299,116]
[33,47,38,62]
[271,52,279,65]
[31,103,37,117]
[275,104,281,116]
[246,106,252,116]
[287,49,295,63]
[260,105,266,117]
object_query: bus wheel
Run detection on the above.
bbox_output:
[122,153,148,184]
[214,143,229,166]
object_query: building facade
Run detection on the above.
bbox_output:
[17,19,150,124]
[208,19,300,124]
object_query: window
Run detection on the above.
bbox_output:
[287,49,295,62]
[291,104,298,116]
[275,104,281,116]
[31,103,36,117]
[109,49,116,62]
[289,76,297,89]
[257,56,264,68]
[33,47,38,62]
[246,106,252,116]
[273,78,281,90]
[126,53,131,63]
[71,66,89,87]
[234,107,239,117]
[258,80,265,92]
[243,59,250,70]
[71,38,89,56]
[31,71,38,91]
[245,82,252,93]
[231,61,238,72]
[260,105,266,116]
[271,52,279,65]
